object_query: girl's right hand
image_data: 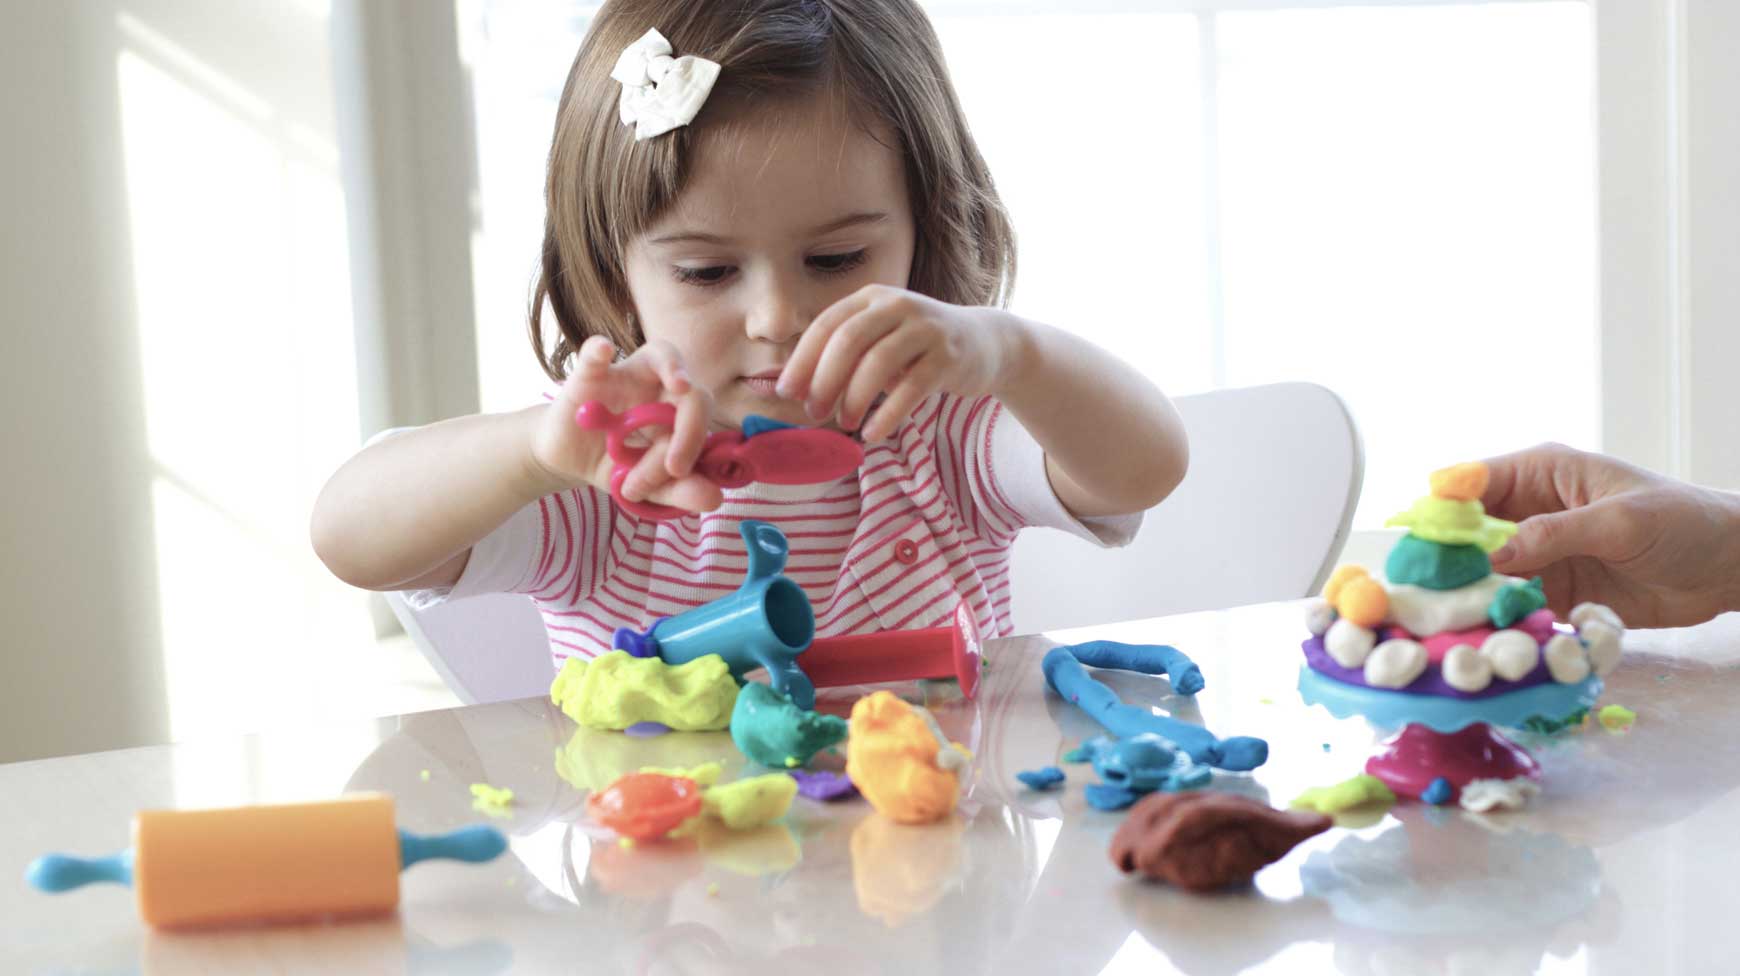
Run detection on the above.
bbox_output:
[528,335,724,514]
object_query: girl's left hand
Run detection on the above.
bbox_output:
[776,285,1026,442]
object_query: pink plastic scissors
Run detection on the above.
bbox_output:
[575,401,865,520]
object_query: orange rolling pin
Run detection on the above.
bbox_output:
[25,793,505,928]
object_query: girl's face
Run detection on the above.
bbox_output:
[623,95,916,430]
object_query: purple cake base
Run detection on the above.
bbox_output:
[1300,626,1571,700]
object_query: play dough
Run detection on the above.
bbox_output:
[550,651,739,731]
[845,691,968,825]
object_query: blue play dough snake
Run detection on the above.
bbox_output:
[1043,643,1269,772]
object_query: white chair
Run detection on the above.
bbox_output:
[385,589,554,705]
[388,381,1363,703]
[1009,381,1363,634]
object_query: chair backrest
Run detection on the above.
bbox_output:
[1009,382,1363,635]
[384,589,553,705]
[389,381,1361,702]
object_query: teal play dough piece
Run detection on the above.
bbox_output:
[1385,535,1491,591]
[1488,577,1548,629]
[729,680,848,769]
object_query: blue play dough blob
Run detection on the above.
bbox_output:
[1042,647,1268,771]
[1422,777,1455,806]
[1085,784,1139,811]
[1016,766,1066,790]
[1057,640,1205,696]
[742,415,797,438]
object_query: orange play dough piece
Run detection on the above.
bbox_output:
[845,691,965,825]
[133,793,400,928]
[587,772,704,842]
[1430,462,1490,502]
[1336,576,1390,629]
[1322,564,1367,604]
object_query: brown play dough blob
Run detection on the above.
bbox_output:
[1109,791,1331,893]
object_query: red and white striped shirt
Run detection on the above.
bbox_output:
[410,394,1139,666]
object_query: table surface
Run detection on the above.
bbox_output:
[6,602,1740,976]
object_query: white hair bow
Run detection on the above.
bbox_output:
[610,28,720,141]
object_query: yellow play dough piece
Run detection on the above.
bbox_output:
[639,761,724,788]
[1598,704,1637,732]
[701,773,798,830]
[554,725,740,793]
[469,782,514,806]
[549,650,739,731]
[1385,496,1518,553]
[846,691,968,825]
[1430,462,1491,502]
[1291,774,1395,815]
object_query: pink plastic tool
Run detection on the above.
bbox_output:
[799,600,983,700]
[575,401,864,520]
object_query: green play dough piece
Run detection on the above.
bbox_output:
[1488,577,1548,628]
[729,681,848,769]
[1385,534,1492,591]
[1291,774,1396,815]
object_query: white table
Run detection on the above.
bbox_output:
[6,602,1740,975]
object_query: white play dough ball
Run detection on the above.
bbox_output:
[1569,602,1624,634]
[1304,598,1335,637]
[1364,638,1429,689]
[1441,643,1492,692]
[1543,633,1591,684]
[1325,617,1377,668]
[1580,620,1623,677]
[1480,629,1540,682]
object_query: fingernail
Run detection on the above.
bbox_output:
[1492,544,1516,563]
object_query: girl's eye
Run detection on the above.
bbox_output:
[672,265,733,286]
[808,249,868,274]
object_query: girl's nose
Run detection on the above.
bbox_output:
[745,281,806,344]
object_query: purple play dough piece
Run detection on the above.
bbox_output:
[788,769,858,801]
[624,721,671,738]
[1300,624,1573,700]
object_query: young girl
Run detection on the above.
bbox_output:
[313,0,1189,665]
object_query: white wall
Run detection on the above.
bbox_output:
[0,3,168,762]
[0,0,385,762]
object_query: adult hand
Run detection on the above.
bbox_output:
[1481,443,1740,627]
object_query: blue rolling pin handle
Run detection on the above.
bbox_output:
[26,849,136,892]
[398,824,509,871]
[1059,640,1205,696]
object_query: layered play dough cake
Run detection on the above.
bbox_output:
[1302,463,1624,703]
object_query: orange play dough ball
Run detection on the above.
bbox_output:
[1322,564,1368,604]
[587,773,703,842]
[1430,462,1490,502]
[846,691,963,825]
[1336,576,1389,629]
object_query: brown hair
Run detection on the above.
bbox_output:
[528,0,1016,381]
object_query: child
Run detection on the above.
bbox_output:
[312,0,1188,665]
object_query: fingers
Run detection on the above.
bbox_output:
[859,358,940,443]
[838,326,931,431]
[665,387,711,477]
[778,285,880,406]
[618,434,722,512]
[1490,497,1630,575]
[804,304,907,423]
[1480,443,1580,522]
